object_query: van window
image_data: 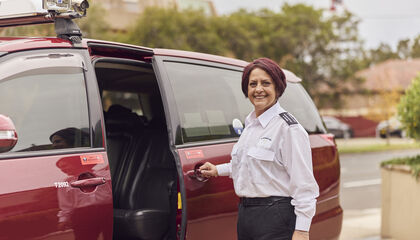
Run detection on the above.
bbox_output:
[164,61,253,143]
[0,67,90,152]
[279,83,326,134]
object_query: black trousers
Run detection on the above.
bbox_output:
[237,196,296,240]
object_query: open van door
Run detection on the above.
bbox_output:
[153,53,252,240]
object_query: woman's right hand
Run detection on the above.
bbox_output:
[199,162,218,178]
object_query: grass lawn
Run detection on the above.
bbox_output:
[336,137,420,154]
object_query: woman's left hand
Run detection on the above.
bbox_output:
[292,230,309,240]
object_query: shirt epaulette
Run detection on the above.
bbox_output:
[279,112,298,126]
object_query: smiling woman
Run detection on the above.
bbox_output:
[247,68,277,117]
[242,58,286,117]
[200,58,319,240]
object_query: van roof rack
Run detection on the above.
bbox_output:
[0,0,89,45]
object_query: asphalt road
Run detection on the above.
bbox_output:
[340,148,420,210]
[339,148,420,240]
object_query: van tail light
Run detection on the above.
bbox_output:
[0,130,18,152]
[0,115,18,153]
[321,133,336,146]
[0,130,16,140]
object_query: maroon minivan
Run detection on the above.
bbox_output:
[0,3,342,240]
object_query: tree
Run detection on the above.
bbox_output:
[398,73,420,140]
[368,43,399,64]
[212,5,367,107]
[0,23,55,37]
[75,3,111,40]
[214,9,267,60]
[265,5,366,106]
[411,35,420,58]
[396,39,411,59]
[127,7,226,55]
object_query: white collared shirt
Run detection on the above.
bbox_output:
[216,102,319,231]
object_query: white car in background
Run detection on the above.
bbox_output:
[376,117,405,138]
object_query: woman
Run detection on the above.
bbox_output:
[199,58,319,240]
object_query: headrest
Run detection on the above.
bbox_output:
[105,104,145,133]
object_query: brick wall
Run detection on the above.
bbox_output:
[336,116,378,137]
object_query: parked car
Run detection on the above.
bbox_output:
[376,117,405,138]
[323,116,354,139]
[0,1,342,240]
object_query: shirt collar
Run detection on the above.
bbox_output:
[245,102,287,128]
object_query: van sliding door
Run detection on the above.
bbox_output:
[153,56,252,240]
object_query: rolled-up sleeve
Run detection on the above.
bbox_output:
[281,125,319,231]
[216,162,232,177]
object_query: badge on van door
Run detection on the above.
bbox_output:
[232,119,244,135]
[80,154,104,165]
[185,150,204,159]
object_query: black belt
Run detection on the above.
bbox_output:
[239,196,292,206]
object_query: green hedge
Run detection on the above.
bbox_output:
[381,155,420,179]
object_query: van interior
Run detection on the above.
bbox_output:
[94,59,178,240]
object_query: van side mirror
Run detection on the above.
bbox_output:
[0,115,18,153]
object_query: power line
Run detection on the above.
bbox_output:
[358,14,420,20]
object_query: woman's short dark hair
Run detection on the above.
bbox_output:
[241,58,287,99]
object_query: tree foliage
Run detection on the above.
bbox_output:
[367,34,420,64]
[398,74,420,140]
[127,5,367,107]
[75,3,110,40]
[0,23,55,37]
[127,7,226,55]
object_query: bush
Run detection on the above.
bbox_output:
[398,73,420,140]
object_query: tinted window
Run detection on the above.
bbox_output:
[279,83,326,134]
[164,61,253,143]
[0,67,90,152]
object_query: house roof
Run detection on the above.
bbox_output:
[357,58,420,91]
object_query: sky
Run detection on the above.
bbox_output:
[211,0,420,50]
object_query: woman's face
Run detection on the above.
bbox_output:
[51,135,69,149]
[247,68,278,117]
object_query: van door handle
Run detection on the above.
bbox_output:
[187,163,209,182]
[70,177,106,188]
